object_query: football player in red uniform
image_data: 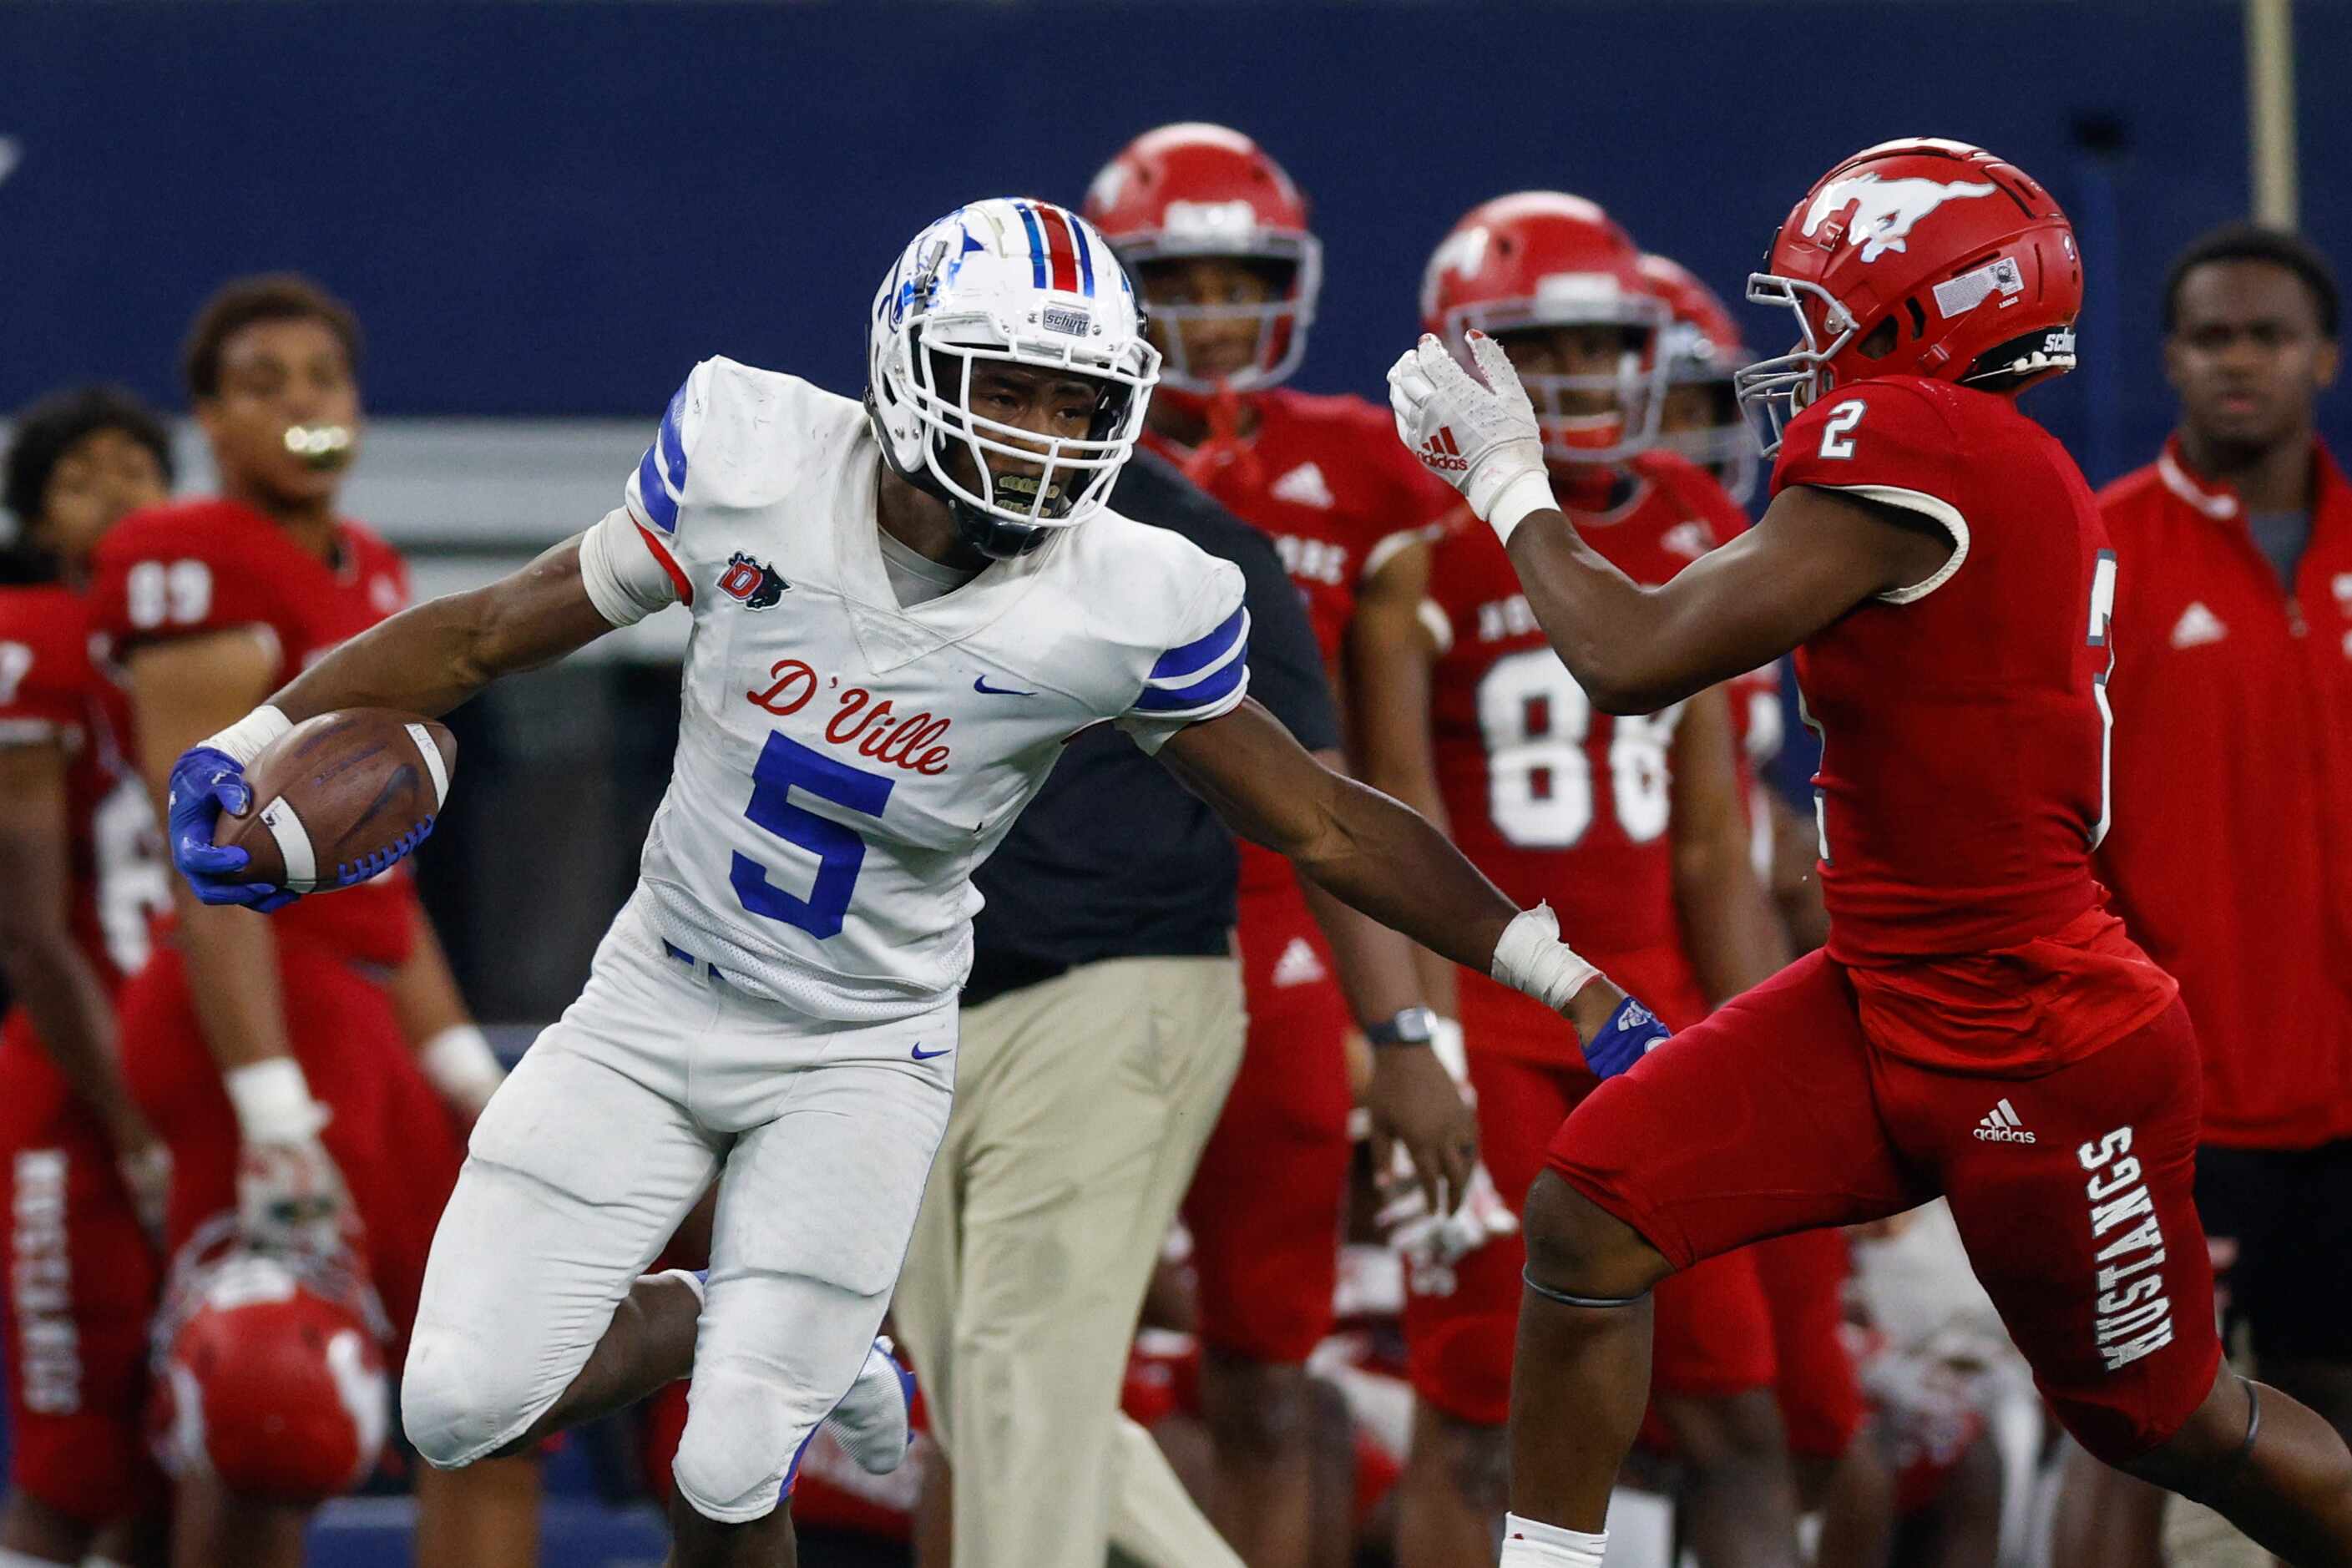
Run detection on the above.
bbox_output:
[89,277,542,1568]
[1086,124,1473,1568]
[1357,194,1843,1568]
[0,385,177,1568]
[1389,138,2352,1568]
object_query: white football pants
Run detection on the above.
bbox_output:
[400,893,954,1522]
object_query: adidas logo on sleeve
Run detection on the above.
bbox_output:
[1974,1098,2036,1143]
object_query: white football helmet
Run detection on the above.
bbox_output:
[867,199,1161,558]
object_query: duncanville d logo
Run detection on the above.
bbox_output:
[716,551,789,610]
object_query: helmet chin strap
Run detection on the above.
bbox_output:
[865,392,1056,562]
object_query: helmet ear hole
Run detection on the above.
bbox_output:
[1904,298,1930,338]
[1858,317,1901,359]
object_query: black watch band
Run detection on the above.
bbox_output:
[1365,1006,1439,1049]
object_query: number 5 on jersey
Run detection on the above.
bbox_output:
[732,732,893,938]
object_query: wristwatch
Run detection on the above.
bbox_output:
[1365,1006,1439,1050]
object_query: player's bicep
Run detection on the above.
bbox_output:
[1156,697,1335,855]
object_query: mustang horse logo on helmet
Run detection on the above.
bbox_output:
[1802,172,2001,264]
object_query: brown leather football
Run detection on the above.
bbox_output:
[212,710,457,893]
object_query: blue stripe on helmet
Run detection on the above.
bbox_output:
[635,445,679,534]
[1070,210,1097,297]
[1150,604,1247,680]
[1014,203,1049,290]
[1134,649,1249,713]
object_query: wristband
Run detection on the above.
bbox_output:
[1490,903,1601,1013]
[1485,469,1560,545]
[225,1058,329,1143]
[203,706,294,767]
[420,1024,504,1112]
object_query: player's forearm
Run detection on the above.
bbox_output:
[1674,833,1791,1006]
[1283,776,1517,978]
[0,933,142,1140]
[1351,736,1463,1015]
[386,908,472,1045]
[273,538,613,724]
[170,884,296,1071]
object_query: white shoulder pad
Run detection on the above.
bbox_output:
[623,358,866,539]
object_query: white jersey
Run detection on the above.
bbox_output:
[581,357,1251,1022]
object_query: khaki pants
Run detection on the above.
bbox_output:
[893,955,1247,1568]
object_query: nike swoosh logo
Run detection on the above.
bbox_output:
[973,675,1035,697]
[911,1044,952,1060]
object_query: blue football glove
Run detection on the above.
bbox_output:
[166,746,300,912]
[1582,995,1672,1080]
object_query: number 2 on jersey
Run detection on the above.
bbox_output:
[732,731,894,938]
[1818,402,1864,460]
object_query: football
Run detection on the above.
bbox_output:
[212,710,456,893]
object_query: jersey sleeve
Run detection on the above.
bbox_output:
[618,360,720,593]
[89,512,286,654]
[0,599,89,746]
[1773,382,1969,604]
[1115,558,1252,755]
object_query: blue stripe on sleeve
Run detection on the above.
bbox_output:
[1150,604,1247,680]
[657,381,690,493]
[1014,203,1049,290]
[635,445,680,534]
[1133,647,1248,714]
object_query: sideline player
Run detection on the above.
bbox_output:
[93,276,539,1568]
[1388,137,2352,1568]
[1358,193,1820,1568]
[1085,123,1469,1568]
[0,386,176,1568]
[161,200,1651,1568]
[2058,223,2351,1564]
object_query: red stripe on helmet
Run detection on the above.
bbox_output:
[1038,205,1081,293]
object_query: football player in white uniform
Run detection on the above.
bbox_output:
[161,200,1651,1567]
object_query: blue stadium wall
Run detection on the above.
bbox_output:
[3,0,2345,484]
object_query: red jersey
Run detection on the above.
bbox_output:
[90,500,422,969]
[1425,453,1737,1062]
[1773,378,2176,1070]
[2095,438,2352,1147]
[0,584,165,986]
[1147,387,1457,898]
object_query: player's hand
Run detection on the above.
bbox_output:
[166,746,298,912]
[1366,1043,1479,1216]
[114,1137,172,1252]
[236,1135,352,1255]
[1381,1158,1520,1292]
[1388,332,1549,526]
[1579,993,1672,1080]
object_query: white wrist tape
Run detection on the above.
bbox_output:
[203,705,294,767]
[420,1024,504,1112]
[1485,469,1560,545]
[225,1058,329,1143]
[1490,903,1601,1013]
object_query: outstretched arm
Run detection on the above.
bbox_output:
[1156,699,1622,1044]
[1388,334,1950,713]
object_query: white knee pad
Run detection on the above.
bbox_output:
[670,1363,805,1524]
[402,1320,543,1469]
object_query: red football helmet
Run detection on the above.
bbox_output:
[1419,192,1670,466]
[1738,138,2081,452]
[151,1220,391,1503]
[1083,123,1322,396]
[1636,252,1760,503]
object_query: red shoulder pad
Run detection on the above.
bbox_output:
[90,501,288,650]
[1771,377,1961,515]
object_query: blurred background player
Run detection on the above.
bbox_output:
[1085,123,1474,1568]
[2058,222,2350,1565]
[1356,190,1869,1568]
[89,276,538,1568]
[0,386,176,1568]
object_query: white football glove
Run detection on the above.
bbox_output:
[1387,332,1558,541]
[116,1141,172,1252]
[225,1060,352,1254]
[1383,1159,1520,1297]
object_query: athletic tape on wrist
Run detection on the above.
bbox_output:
[225,1057,329,1144]
[1485,469,1560,545]
[203,705,294,767]
[1490,903,1600,1012]
[420,1024,504,1109]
